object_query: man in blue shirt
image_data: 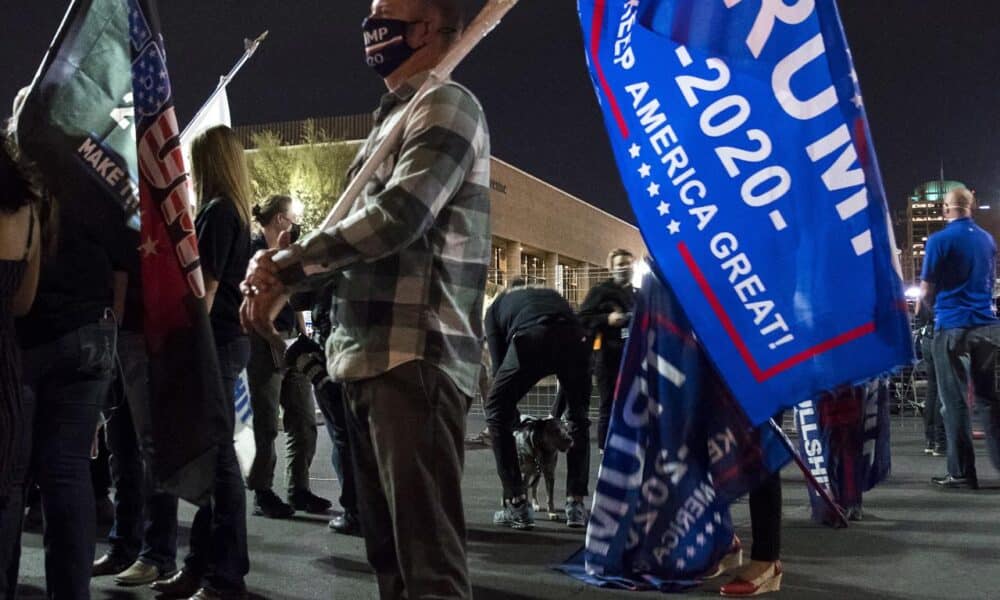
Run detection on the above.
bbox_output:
[920,187,1000,489]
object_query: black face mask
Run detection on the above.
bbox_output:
[362,17,424,78]
[289,223,302,244]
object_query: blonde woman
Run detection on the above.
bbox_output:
[151,125,252,600]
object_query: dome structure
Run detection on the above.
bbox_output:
[909,180,968,203]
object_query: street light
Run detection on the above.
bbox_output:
[632,258,650,289]
[904,285,922,300]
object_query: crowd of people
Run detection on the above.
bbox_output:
[2,0,1000,599]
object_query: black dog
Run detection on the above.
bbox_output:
[514,416,573,520]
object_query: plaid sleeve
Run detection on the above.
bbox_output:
[275,83,485,290]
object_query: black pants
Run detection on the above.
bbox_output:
[933,324,1000,479]
[485,322,592,500]
[316,382,357,515]
[748,472,781,562]
[344,361,472,600]
[920,333,945,448]
[748,411,783,562]
[181,337,251,592]
[594,346,624,451]
[91,430,111,499]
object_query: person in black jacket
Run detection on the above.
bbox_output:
[578,249,635,451]
[484,279,592,530]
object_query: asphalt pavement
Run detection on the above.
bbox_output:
[14,415,1000,599]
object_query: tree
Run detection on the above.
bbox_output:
[246,120,358,234]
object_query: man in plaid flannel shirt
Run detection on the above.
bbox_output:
[242,1,487,597]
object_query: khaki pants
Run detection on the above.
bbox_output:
[344,360,472,600]
[246,332,317,494]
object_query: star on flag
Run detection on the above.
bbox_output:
[686,546,696,558]
[628,143,641,159]
[657,201,670,216]
[637,163,651,178]
[696,533,706,546]
[647,181,660,198]
[667,220,681,235]
[140,235,159,257]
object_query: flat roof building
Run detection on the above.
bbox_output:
[236,116,648,306]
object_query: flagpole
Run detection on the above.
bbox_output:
[18,0,82,125]
[768,419,850,528]
[180,30,268,141]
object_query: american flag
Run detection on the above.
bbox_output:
[128,0,228,506]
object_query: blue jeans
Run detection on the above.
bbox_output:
[105,331,178,572]
[315,382,357,514]
[182,336,250,591]
[0,319,115,599]
[932,323,1000,479]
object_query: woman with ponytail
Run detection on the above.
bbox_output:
[244,195,331,519]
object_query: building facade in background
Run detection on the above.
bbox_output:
[236,115,647,307]
[901,179,967,282]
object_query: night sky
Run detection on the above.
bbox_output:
[3,1,1000,225]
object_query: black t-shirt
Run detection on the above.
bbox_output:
[578,278,636,354]
[251,235,296,333]
[484,287,579,369]
[17,185,131,348]
[196,197,251,345]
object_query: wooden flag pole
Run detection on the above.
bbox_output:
[317,0,520,232]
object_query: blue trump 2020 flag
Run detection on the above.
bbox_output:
[795,379,891,526]
[578,0,913,424]
[557,267,790,590]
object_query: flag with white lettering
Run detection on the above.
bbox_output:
[129,0,229,505]
[17,0,139,228]
[578,0,913,424]
[794,379,891,525]
[557,267,790,591]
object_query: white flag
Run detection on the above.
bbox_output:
[181,82,232,170]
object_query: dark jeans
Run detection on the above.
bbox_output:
[920,333,945,448]
[933,324,1000,479]
[344,361,471,600]
[485,322,592,500]
[182,336,250,591]
[105,331,178,572]
[315,382,357,514]
[246,332,317,494]
[594,346,624,451]
[0,319,115,599]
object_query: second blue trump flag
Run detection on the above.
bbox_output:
[577,0,913,423]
